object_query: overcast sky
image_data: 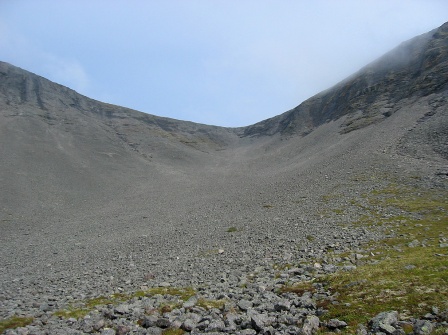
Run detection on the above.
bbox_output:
[1,1,447,127]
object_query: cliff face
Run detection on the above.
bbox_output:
[0,61,241,161]
[241,22,448,138]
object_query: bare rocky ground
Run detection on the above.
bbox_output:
[1,23,447,335]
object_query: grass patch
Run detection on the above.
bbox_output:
[316,183,448,331]
[0,316,34,333]
[279,281,316,296]
[226,226,238,233]
[54,292,136,319]
[196,298,227,310]
[54,287,196,319]
[320,244,448,327]
[145,287,196,301]
[53,307,91,319]
[162,329,185,335]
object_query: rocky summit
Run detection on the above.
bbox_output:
[1,22,447,335]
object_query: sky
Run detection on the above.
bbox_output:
[0,1,447,127]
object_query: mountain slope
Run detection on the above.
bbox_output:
[0,61,243,219]
[0,60,241,161]
[1,22,447,220]
[242,21,448,140]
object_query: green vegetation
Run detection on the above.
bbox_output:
[279,281,316,296]
[226,226,238,233]
[315,183,448,331]
[54,287,196,319]
[145,287,195,301]
[162,328,185,335]
[54,291,141,318]
[277,180,447,333]
[53,307,91,319]
[52,286,209,319]
[321,243,448,328]
[196,298,227,310]
[0,316,34,333]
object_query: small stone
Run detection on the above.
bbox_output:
[39,303,52,312]
[114,304,130,315]
[155,318,171,329]
[116,325,131,335]
[238,299,253,311]
[408,240,420,247]
[239,329,257,335]
[101,329,116,335]
[67,317,77,325]
[326,318,348,329]
[182,318,197,331]
[298,296,316,309]
[274,300,291,312]
[424,313,436,320]
[183,296,198,308]
[141,315,158,328]
[369,311,398,334]
[302,315,320,335]
[357,324,368,335]
[251,313,268,332]
[93,319,106,331]
[145,327,163,335]
[80,318,94,333]
[196,320,209,330]
[323,264,337,273]
[414,320,435,335]
[206,319,225,332]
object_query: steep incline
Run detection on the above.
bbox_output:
[0,61,243,220]
[242,22,448,139]
[1,22,448,221]
[0,60,240,161]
